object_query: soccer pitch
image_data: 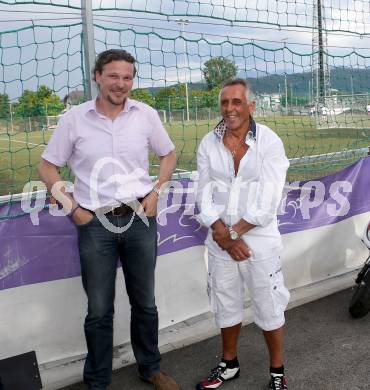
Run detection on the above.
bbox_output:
[0,114,369,196]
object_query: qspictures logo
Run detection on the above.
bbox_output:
[20,158,353,230]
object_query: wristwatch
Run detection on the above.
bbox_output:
[152,186,162,196]
[229,227,239,240]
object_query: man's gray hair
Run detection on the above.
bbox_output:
[218,78,255,103]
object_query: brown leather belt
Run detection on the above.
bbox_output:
[104,198,144,216]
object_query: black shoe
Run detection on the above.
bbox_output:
[269,373,288,390]
[196,362,240,389]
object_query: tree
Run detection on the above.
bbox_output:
[37,85,64,116]
[130,88,155,107]
[202,57,238,90]
[15,90,40,117]
[190,87,220,108]
[154,85,186,110]
[0,93,10,118]
[37,85,53,100]
[15,85,64,118]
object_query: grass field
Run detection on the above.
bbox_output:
[1,113,370,196]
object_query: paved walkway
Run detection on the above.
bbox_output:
[62,287,370,390]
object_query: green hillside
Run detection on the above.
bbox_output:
[251,68,370,96]
[147,68,370,97]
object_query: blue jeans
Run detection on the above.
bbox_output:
[77,213,161,389]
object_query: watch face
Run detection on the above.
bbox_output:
[230,230,238,240]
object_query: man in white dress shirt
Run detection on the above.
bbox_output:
[196,79,290,390]
[38,49,179,390]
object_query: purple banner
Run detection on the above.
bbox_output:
[278,157,370,233]
[1,157,370,291]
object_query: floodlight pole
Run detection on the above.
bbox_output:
[81,0,97,100]
[282,38,289,115]
[176,18,191,122]
[9,102,14,133]
[45,102,49,129]
[284,73,288,114]
[317,0,325,104]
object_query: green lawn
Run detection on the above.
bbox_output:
[1,113,370,196]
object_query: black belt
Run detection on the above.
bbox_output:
[104,198,144,216]
[85,198,144,217]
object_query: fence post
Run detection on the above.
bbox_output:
[81,0,97,100]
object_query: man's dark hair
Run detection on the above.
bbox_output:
[93,49,137,80]
[220,78,254,100]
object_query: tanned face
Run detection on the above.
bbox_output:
[220,84,256,133]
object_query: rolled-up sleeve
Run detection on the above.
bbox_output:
[148,110,175,157]
[242,137,289,227]
[196,137,222,228]
[41,114,74,167]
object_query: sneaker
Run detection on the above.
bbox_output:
[196,362,240,389]
[269,373,288,390]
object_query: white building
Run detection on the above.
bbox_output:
[256,93,281,110]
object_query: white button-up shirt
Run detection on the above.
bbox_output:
[196,118,289,260]
[42,98,175,210]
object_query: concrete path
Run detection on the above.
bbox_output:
[62,287,370,390]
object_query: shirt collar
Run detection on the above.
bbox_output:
[213,116,257,146]
[122,98,139,112]
[84,97,139,117]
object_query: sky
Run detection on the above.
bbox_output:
[0,0,369,101]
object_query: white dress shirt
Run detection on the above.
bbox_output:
[42,98,175,210]
[196,118,289,260]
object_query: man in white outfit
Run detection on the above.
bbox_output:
[196,79,290,390]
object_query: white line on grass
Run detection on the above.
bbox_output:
[0,138,45,147]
